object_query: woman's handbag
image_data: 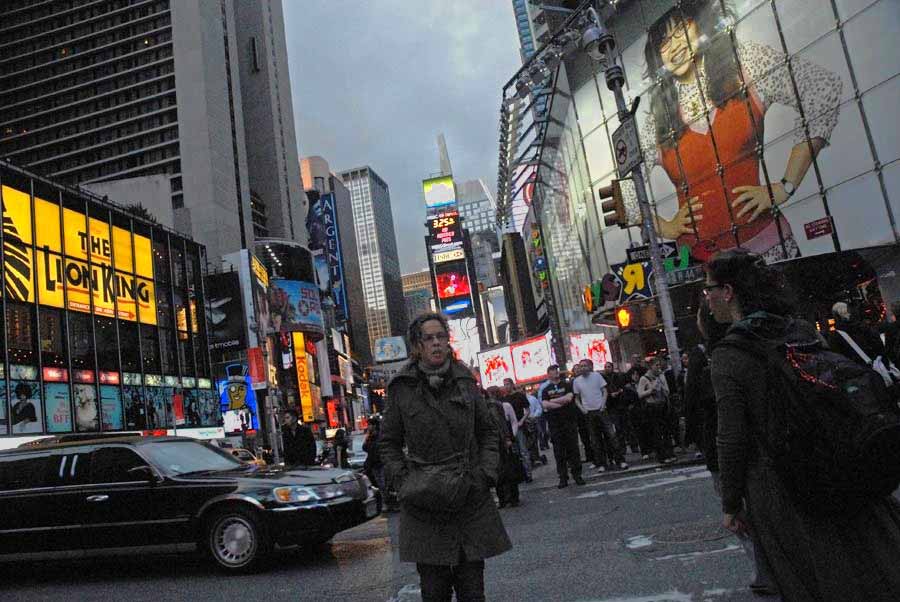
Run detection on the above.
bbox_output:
[400,399,475,517]
[501,445,527,485]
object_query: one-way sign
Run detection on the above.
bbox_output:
[627,242,676,263]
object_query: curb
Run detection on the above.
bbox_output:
[527,457,708,493]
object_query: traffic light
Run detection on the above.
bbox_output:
[599,179,628,228]
[615,306,633,329]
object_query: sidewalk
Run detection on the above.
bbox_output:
[524,445,707,492]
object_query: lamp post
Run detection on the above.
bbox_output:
[583,4,682,375]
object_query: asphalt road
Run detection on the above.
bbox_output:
[0,455,769,602]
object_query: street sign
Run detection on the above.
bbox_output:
[665,265,706,287]
[612,117,642,177]
[626,242,676,263]
[804,216,834,240]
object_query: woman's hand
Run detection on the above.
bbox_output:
[732,183,788,221]
[657,196,703,239]
[722,512,748,536]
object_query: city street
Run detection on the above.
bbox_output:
[0,456,767,602]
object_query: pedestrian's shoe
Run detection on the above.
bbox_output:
[641,454,650,461]
[573,476,586,486]
[557,480,569,489]
[662,457,677,464]
[619,461,629,470]
[596,465,606,473]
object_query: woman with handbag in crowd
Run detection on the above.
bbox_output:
[486,386,525,508]
[381,312,511,601]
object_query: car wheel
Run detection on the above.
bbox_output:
[205,506,267,572]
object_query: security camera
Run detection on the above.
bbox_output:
[581,10,615,61]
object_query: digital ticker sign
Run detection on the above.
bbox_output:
[428,211,463,249]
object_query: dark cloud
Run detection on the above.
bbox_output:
[284,0,521,273]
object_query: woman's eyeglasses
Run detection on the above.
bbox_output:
[421,333,450,343]
[702,283,725,297]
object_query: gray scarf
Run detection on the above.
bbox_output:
[417,358,452,390]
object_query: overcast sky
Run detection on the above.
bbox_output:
[283,0,522,274]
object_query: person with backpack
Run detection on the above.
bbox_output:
[636,359,676,464]
[705,248,900,601]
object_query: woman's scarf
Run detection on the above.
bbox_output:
[417,358,452,390]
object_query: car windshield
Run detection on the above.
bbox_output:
[141,441,245,476]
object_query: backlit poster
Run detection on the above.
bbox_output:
[477,346,514,389]
[511,332,553,384]
[10,380,42,434]
[448,317,481,367]
[197,389,220,427]
[269,279,324,335]
[124,386,147,430]
[100,385,123,431]
[146,387,171,429]
[436,271,471,299]
[44,383,72,433]
[423,175,456,210]
[74,384,99,432]
[568,333,612,368]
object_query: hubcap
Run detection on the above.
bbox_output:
[212,516,256,566]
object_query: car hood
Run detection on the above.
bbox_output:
[177,465,358,487]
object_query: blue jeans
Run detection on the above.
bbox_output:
[515,428,532,479]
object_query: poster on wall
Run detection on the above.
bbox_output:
[374,336,408,363]
[10,380,43,434]
[477,346,515,389]
[44,383,72,433]
[100,385,123,431]
[568,333,612,369]
[510,332,553,384]
[614,0,893,265]
[206,271,247,351]
[269,279,324,335]
[145,387,171,429]
[73,384,99,432]
[124,386,147,430]
[448,317,481,367]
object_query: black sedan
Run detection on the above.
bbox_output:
[0,436,379,572]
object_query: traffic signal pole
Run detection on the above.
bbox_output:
[593,7,682,376]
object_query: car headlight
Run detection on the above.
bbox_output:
[273,486,319,503]
[272,484,349,504]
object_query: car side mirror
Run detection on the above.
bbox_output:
[127,465,160,484]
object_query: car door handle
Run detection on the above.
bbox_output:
[86,495,109,503]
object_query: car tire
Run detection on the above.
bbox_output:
[204,506,268,573]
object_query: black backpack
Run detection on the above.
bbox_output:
[720,334,900,516]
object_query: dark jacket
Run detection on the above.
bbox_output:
[712,313,900,601]
[829,317,885,365]
[683,344,717,471]
[282,424,317,466]
[380,360,512,565]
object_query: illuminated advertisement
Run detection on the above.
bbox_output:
[1,184,157,324]
[217,372,259,433]
[292,332,314,422]
[448,317,481,367]
[423,175,456,210]
[442,297,472,316]
[206,271,246,351]
[435,271,471,299]
[44,383,72,433]
[510,332,553,384]
[478,346,514,389]
[568,333,612,368]
[510,164,536,235]
[269,279,324,335]
[374,336,408,363]
[427,211,463,249]
[432,248,465,263]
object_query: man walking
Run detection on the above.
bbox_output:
[541,365,585,488]
[281,410,317,466]
[574,360,628,472]
[502,378,533,483]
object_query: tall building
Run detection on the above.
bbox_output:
[402,270,435,322]
[456,179,497,236]
[511,0,537,62]
[0,0,307,265]
[339,166,407,356]
[300,156,371,366]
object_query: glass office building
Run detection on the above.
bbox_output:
[0,161,215,440]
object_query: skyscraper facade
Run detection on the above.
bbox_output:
[511,0,537,61]
[0,0,306,265]
[339,166,407,357]
[456,179,497,236]
[401,270,435,323]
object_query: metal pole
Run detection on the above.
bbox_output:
[596,7,682,376]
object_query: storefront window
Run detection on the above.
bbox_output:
[140,324,160,374]
[94,316,118,371]
[118,320,141,373]
[68,312,94,370]
[153,237,170,283]
[6,302,36,367]
[39,307,67,368]
[159,327,177,375]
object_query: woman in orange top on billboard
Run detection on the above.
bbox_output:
[639,0,842,263]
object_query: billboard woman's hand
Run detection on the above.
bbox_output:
[732,183,787,221]
[657,196,703,239]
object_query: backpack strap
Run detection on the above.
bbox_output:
[835,329,873,365]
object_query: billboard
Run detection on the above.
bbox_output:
[427,211,464,249]
[510,332,553,384]
[307,193,348,321]
[478,346,514,389]
[423,175,456,210]
[206,271,246,351]
[568,332,612,369]
[374,336,408,363]
[292,332,314,422]
[2,184,156,324]
[510,164,536,235]
[218,373,259,433]
[435,270,471,299]
[269,279,324,335]
[448,317,481,367]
